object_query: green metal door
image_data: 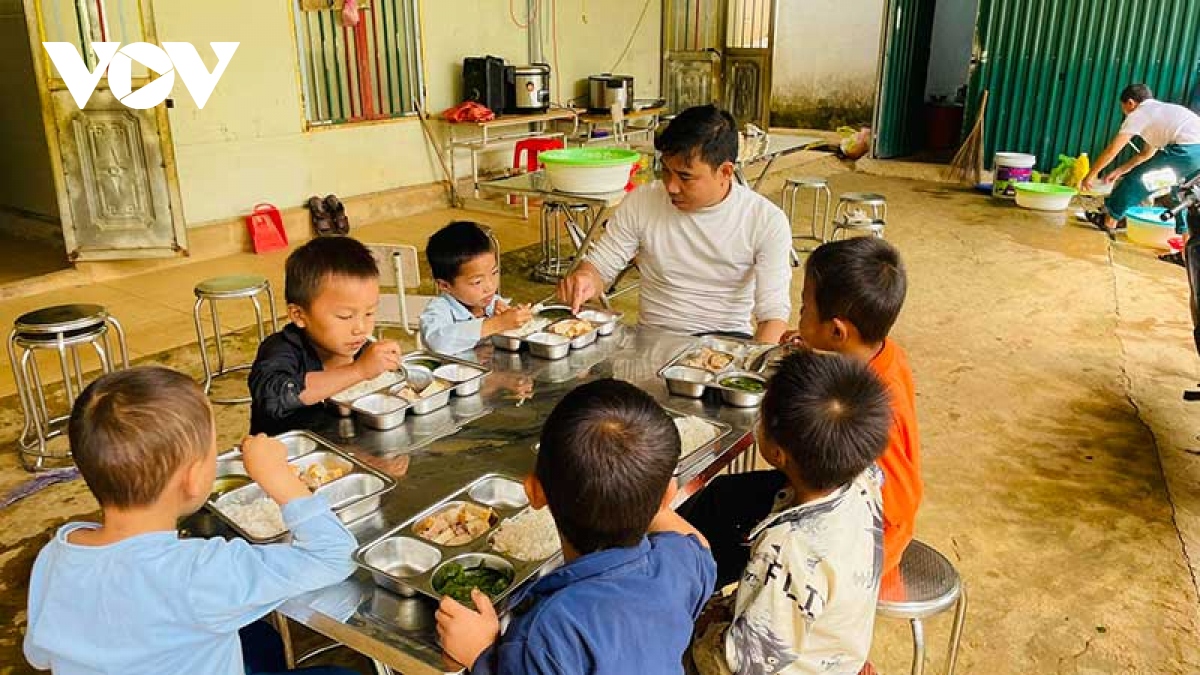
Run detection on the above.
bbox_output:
[873,0,936,158]
[967,0,1200,170]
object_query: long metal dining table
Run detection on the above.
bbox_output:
[273,326,760,674]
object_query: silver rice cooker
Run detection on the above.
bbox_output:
[506,64,551,113]
[588,74,635,113]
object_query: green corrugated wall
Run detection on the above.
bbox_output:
[968,0,1200,170]
[875,0,937,158]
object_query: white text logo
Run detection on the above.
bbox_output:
[43,42,238,110]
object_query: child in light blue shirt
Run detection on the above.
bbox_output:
[419,221,532,354]
[23,367,358,675]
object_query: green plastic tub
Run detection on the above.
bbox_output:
[538,148,640,194]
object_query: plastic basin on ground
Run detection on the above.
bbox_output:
[539,148,640,194]
[1013,183,1077,211]
[1126,207,1175,249]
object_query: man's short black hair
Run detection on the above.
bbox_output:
[284,236,379,308]
[426,221,497,282]
[537,378,678,554]
[762,350,891,491]
[805,237,907,343]
[1120,84,1153,104]
[655,104,738,169]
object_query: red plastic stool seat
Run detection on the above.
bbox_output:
[513,138,564,172]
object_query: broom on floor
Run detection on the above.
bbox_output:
[946,90,988,186]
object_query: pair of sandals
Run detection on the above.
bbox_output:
[307,195,349,236]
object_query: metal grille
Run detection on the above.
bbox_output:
[666,0,724,51]
[725,0,771,49]
[293,0,424,127]
[968,0,1200,169]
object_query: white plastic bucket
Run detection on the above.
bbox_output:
[992,152,1037,198]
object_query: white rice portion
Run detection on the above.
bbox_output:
[674,415,719,457]
[333,370,404,403]
[503,317,551,338]
[490,507,560,561]
[222,497,286,539]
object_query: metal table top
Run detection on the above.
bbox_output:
[278,326,760,674]
[477,172,629,207]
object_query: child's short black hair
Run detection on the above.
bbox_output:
[805,237,907,343]
[426,221,497,282]
[70,367,215,508]
[1120,83,1153,104]
[655,104,738,169]
[285,236,379,308]
[537,379,678,554]
[762,350,891,491]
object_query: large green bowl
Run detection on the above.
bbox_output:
[538,148,641,167]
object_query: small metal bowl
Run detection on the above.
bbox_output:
[662,365,713,398]
[716,371,767,408]
[526,332,571,360]
[433,363,485,397]
[363,536,443,597]
[577,309,621,336]
[431,553,516,602]
[352,393,408,430]
[491,333,523,352]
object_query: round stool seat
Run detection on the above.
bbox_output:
[877,540,962,619]
[14,323,109,349]
[15,304,107,335]
[785,176,829,188]
[195,274,270,299]
[839,192,887,206]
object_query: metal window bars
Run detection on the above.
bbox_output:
[293,0,425,126]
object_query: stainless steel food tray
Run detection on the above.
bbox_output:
[335,351,491,427]
[491,305,622,360]
[657,337,772,407]
[354,474,562,608]
[208,430,396,544]
[666,407,734,477]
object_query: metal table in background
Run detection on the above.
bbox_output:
[570,106,666,146]
[276,327,759,675]
[737,134,823,191]
[446,109,580,204]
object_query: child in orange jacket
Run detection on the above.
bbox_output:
[783,237,920,574]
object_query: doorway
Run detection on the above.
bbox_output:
[0,0,70,286]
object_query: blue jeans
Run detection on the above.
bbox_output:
[1105,143,1200,227]
[239,621,360,675]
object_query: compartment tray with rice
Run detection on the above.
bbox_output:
[354,473,563,606]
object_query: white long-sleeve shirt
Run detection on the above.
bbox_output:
[586,181,793,336]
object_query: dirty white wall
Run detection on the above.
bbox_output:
[0,0,60,238]
[769,0,883,129]
[924,0,978,101]
[148,0,660,226]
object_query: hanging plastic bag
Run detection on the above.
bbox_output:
[838,126,871,160]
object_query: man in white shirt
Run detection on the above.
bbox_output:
[557,105,793,342]
[1083,83,1200,237]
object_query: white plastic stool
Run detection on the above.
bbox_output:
[7,304,129,471]
[877,540,967,675]
[193,275,278,404]
[782,176,833,264]
[831,192,887,240]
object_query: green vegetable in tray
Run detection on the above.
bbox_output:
[720,376,765,393]
[538,308,573,321]
[432,562,513,605]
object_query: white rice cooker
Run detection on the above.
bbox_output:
[588,74,635,113]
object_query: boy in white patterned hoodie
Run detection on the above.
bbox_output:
[689,349,890,675]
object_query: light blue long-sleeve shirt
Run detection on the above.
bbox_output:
[24,495,357,675]
[419,292,506,355]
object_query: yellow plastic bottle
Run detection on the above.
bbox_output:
[1069,153,1090,189]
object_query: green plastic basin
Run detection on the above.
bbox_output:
[538,148,641,167]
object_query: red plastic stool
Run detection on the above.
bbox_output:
[511,138,565,218]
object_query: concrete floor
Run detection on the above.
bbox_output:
[3,157,1200,674]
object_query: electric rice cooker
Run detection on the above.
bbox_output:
[588,74,634,113]
[506,64,551,113]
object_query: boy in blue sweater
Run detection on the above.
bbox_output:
[24,366,358,675]
[436,379,717,673]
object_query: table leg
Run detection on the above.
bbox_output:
[751,155,781,191]
[544,204,615,307]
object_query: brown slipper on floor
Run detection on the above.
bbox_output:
[1159,251,1185,267]
[324,194,350,235]
[307,196,336,236]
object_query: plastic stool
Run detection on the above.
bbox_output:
[831,192,887,240]
[782,176,833,265]
[511,137,565,218]
[534,202,593,282]
[7,304,129,471]
[877,540,967,675]
[193,275,278,404]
